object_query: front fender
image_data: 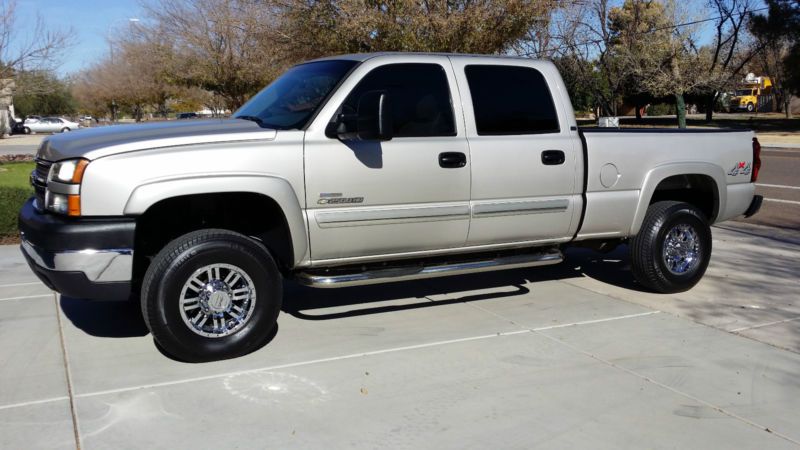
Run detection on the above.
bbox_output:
[124,174,308,265]
[630,162,726,236]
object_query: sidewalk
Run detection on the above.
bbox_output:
[755,132,800,148]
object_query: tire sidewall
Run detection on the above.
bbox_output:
[150,237,281,361]
[653,206,711,287]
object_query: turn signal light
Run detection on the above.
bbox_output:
[67,195,81,217]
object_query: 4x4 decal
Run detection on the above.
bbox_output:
[728,161,752,177]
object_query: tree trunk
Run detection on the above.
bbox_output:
[705,93,716,122]
[635,100,642,121]
[675,93,687,129]
[786,96,791,119]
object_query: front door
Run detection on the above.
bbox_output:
[304,57,471,264]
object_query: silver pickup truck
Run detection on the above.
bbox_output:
[19,53,763,361]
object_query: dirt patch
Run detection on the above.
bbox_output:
[0,235,19,245]
[0,154,34,163]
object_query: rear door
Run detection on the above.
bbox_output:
[304,56,471,263]
[450,58,583,246]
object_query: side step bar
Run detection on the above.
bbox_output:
[295,248,563,288]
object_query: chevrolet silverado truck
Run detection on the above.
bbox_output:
[19,53,763,362]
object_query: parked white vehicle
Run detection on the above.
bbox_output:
[23,117,80,134]
[20,53,763,361]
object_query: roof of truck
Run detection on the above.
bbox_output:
[308,52,541,63]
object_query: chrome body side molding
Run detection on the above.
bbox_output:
[472,199,570,218]
[315,204,470,228]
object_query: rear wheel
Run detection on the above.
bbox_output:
[141,229,282,362]
[23,126,30,134]
[630,201,712,293]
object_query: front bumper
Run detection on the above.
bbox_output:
[18,198,136,301]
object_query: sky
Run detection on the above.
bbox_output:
[13,0,145,76]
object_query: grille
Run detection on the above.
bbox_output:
[32,159,51,210]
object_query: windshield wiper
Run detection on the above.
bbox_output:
[236,115,265,126]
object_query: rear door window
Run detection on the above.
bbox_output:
[464,65,560,135]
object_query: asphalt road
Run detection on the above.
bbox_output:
[736,147,800,230]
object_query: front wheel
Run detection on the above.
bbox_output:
[746,102,754,112]
[630,201,712,293]
[141,229,282,362]
[23,126,30,134]
[61,127,71,133]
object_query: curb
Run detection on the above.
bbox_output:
[761,144,800,149]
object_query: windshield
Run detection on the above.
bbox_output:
[234,60,358,130]
[735,89,755,96]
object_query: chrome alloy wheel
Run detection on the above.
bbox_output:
[179,263,256,338]
[662,224,701,275]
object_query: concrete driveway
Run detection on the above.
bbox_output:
[0,222,799,449]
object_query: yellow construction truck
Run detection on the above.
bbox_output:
[731,73,772,112]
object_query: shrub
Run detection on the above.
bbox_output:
[647,103,674,116]
[0,162,34,241]
[0,187,31,239]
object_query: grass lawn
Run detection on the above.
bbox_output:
[0,162,34,242]
[0,162,34,188]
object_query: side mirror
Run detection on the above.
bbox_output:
[356,90,393,141]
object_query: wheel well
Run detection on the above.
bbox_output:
[133,192,293,284]
[649,174,718,222]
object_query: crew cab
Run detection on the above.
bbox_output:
[19,53,763,361]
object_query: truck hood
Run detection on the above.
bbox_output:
[38,118,277,161]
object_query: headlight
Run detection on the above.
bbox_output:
[49,159,89,184]
[46,158,89,216]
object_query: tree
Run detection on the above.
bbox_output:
[610,0,717,128]
[608,0,675,119]
[279,0,557,58]
[540,0,638,117]
[142,0,283,109]
[0,0,72,134]
[12,70,75,117]
[750,0,800,118]
[700,0,758,121]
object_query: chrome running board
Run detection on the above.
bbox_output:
[295,248,563,288]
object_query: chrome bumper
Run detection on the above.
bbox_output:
[21,237,133,283]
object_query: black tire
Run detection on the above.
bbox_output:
[746,103,754,112]
[141,229,282,362]
[61,127,71,133]
[630,201,712,293]
[23,126,30,134]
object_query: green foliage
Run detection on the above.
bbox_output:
[648,103,675,116]
[0,163,34,238]
[0,187,30,238]
[282,0,557,57]
[13,71,77,118]
[553,56,603,114]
